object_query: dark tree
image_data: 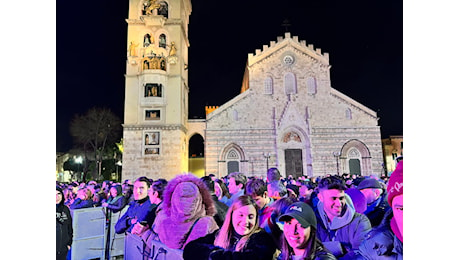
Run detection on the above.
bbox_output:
[70,107,122,180]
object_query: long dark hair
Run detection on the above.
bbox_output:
[280,225,324,260]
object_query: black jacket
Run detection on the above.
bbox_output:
[56,195,73,257]
[212,194,229,227]
[277,245,337,260]
[355,210,403,260]
[106,195,127,213]
[183,229,277,260]
[363,194,391,227]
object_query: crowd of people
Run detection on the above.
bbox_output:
[56,161,403,260]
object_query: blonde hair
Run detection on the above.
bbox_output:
[214,195,261,251]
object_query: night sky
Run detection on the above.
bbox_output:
[56,0,402,152]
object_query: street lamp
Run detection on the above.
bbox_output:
[263,152,271,171]
[332,151,341,175]
[75,156,83,181]
[116,160,122,182]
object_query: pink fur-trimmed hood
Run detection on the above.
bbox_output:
[152,173,218,249]
[161,173,216,218]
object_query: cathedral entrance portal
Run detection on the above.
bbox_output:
[285,149,303,179]
[227,161,239,174]
[349,159,361,175]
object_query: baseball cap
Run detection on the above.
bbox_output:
[357,178,382,190]
[278,202,317,228]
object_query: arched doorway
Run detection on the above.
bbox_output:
[189,134,204,176]
[219,143,246,177]
[341,139,372,176]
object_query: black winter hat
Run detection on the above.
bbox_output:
[357,178,382,190]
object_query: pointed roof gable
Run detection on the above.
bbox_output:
[247,32,330,68]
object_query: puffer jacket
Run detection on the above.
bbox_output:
[315,194,372,260]
[152,173,219,249]
[355,210,403,260]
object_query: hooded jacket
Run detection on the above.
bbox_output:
[315,194,372,260]
[355,210,402,260]
[106,185,127,213]
[56,186,73,258]
[152,174,219,249]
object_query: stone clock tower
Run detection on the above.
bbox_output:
[122,0,191,181]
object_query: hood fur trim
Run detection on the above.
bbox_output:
[162,173,217,217]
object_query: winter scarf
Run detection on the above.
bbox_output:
[153,174,218,249]
[317,193,356,231]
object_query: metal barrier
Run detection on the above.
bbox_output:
[70,206,127,260]
[124,233,183,260]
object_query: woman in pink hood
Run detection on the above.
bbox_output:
[151,173,219,249]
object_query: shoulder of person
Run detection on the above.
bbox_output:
[315,251,337,260]
[248,229,275,245]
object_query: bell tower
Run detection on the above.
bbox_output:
[122,0,191,181]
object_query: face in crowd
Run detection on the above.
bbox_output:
[283,217,311,254]
[251,192,269,210]
[56,190,63,204]
[228,177,241,195]
[232,204,257,236]
[392,194,403,237]
[360,188,381,204]
[133,180,149,201]
[110,187,118,198]
[318,189,346,220]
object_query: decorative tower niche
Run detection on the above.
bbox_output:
[122,0,191,181]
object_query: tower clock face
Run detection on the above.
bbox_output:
[283,55,295,65]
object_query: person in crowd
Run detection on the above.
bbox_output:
[69,187,94,209]
[225,172,248,207]
[286,184,300,199]
[356,161,403,259]
[201,175,229,227]
[357,177,391,227]
[314,176,372,259]
[267,167,282,184]
[87,184,103,207]
[344,188,367,214]
[268,179,288,200]
[115,176,156,235]
[101,184,127,213]
[151,173,219,249]
[56,186,73,260]
[101,180,112,195]
[298,181,317,206]
[138,178,169,247]
[278,201,336,260]
[245,178,274,225]
[261,196,298,251]
[147,179,167,212]
[122,180,134,204]
[215,178,231,205]
[63,186,75,207]
[183,195,277,260]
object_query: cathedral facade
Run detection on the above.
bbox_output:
[204,33,383,178]
[122,0,383,181]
